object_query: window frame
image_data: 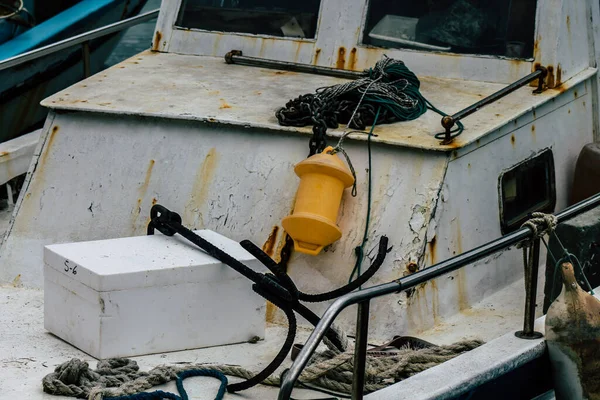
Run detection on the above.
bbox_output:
[153,0,586,87]
[498,148,556,234]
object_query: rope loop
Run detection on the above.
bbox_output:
[518,212,558,248]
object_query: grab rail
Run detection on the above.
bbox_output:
[0,8,159,73]
[278,192,600,400]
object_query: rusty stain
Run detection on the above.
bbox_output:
[566,15,571,33]
[348,48,357,70]
[457,268,468,311]
[547,65,555,88]
[152,30,162,51]
[430,279,441,324]
[184,148,219,226]
[510,134,516,148]
[568,109,571,114]
[428,236,437,265]
[455,218,463,254]
[152,197,158,206]
[255,91,262,95]
[0,151,9,157]
[531,124,536,140]
[208,90,220,95]
[293,42,302,63]
[262,226,279,258]
[39,125,59,167]
[313,48,321,65]
[336,47,346,70]
[407,262,419,273]
[131,159,155,231]
[556,64,562,86]
[219,99,232,109]
[574,90,579,98]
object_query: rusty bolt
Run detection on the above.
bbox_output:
[407,262,419,273]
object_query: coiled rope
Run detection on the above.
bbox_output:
[42,339,482,399]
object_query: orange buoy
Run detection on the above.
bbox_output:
[282,146,354,255]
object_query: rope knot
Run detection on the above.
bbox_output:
[518,212,558,248]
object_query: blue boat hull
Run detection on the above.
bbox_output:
[0,0,149,143]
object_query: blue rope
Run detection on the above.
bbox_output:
[106,369,228,400]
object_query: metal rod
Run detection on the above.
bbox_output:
[515,239,544,339]
[278,192,600,400]
[352,300,370,400]
[0,9,159,72]
[440,67,547,143]
[82,41,91,78]
[225,50,364,80]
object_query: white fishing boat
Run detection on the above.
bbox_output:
[1,0,600,399]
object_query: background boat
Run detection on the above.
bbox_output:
[0,0,149,144]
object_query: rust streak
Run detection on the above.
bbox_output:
[457,268,468,311]
[39,125,59,167]
[184,148,219,226]
[348,48,357,70]
[511,134,516,148]
[336,47,346,70]
[132,159,156,231]
[428,236,437,265]
[262,226,280,258]
[556,64,562,86]
[152,30,162,51]
[547,65,555,89]
[313,48,321,65]
[219,99,232,109]
[531,124,536,141]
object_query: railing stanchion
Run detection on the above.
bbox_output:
[352,300,370,400]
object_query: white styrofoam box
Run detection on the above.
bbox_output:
[43,230,266,359]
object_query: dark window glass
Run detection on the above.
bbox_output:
[363,0,537,58]
[176,0,321,39]
[499,149,556,234]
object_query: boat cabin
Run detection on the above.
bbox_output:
[1,0,599,398]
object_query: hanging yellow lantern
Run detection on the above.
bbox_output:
[282,146,354,255]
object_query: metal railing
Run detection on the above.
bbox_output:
[278,192,600,400]
[0,8,159,75]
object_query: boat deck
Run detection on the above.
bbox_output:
[40,51,595,152]
[1,274,544,399]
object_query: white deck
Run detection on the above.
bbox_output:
[1,273,544,399]
[40,51,596,151]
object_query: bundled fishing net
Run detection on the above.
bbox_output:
[276,55,463,141]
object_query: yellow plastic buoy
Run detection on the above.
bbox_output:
[282,146,354,255]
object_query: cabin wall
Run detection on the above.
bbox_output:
[410,79,594,333]
[0,111,448,338]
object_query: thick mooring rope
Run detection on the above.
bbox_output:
[42,339,482,399]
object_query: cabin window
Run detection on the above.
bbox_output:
[175,0,321,39]
[363,0,537,58]
[499,149,556,234]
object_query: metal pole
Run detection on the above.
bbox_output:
[515,239,544,339]
[225,50,364,80]
[439,67,547,143]
[82,41,91,78]
[352,300,370,400]
[278,193,600,400]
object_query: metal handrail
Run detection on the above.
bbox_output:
[278,192,600,400]
[0,8,159,72]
